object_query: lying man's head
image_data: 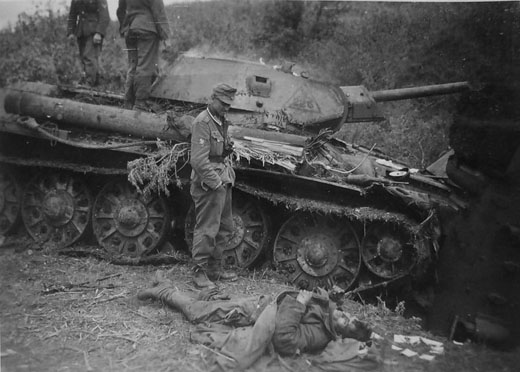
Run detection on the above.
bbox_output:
[332,309,372,342]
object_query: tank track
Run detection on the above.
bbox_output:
[234,181,438,291]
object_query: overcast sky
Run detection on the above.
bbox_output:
[0,0,195,29]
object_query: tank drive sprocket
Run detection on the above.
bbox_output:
[361,220,419,279]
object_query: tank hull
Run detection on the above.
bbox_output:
[0,56,467,293]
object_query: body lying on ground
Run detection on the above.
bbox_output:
[136,271,378,371]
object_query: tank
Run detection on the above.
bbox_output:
[0,55,470,292]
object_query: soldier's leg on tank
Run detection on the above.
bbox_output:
[133,33,159,111]
[124,34,138,108]
[77,37,88,84]
[191,183,227,288]
[81,36,101,86]
[208,185,237,281]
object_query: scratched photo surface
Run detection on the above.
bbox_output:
[0,1,519,371]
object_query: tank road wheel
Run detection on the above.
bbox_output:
[0,169,22,235]
[185,191,270,268]
[273,214,361,290]
[361,221,417,279]
[92,181,170,258]
[221,192,270,268]
[21,173,92,247]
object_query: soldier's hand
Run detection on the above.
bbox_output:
[67,34,76,42]
[296,290,313,306]
[93,33,103,44]
[222,141,234,157]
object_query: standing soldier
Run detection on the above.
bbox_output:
[67,0,110,86]
[116,0,171,111]
[189,84,238,288]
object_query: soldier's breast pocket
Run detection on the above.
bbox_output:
[210,130,224,155]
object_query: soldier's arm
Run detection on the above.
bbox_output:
[273,294,333,356]
[150,0,170,40]
[67,0,78,36]
[96,0,110,36]
[190,119,222,190]
[272,296,308,356]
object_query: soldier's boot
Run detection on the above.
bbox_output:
[192,265,216,289]
[137,270,173,301]
[207,260,238,282]
[137,283,194,312]
[137,283,172,302]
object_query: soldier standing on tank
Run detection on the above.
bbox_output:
[67,0,110,87]
[116,0,171,111]
[189,84,239,288]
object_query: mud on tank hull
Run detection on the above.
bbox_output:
[0,59,465,293]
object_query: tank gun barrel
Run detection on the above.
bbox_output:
[370,81,470,102]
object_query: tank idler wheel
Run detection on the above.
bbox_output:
[21,172,92,247]
[273,214,361,290]
[185,191,270,268]
[361,221,417,279]
[92,181,170,258]
[0,168,22,235]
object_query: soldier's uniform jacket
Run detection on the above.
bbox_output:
[190,108,235,191]
[273,291,338,356]
[67,0,110,38]
[116,0,170,40]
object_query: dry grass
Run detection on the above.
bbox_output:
[1,241,518,372]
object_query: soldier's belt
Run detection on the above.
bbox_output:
[209,156,225,163]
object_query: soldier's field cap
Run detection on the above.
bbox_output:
[213,83,237,105]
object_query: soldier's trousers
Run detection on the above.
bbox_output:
[77,36,102,85]
[124,30,160,107]
[148,288,267,327]
[190,182,234,267]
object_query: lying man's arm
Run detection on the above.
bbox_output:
[273,291,332,356]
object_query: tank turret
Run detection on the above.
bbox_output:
[151,55,470,134]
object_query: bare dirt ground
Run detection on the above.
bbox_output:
[1,239,519,372]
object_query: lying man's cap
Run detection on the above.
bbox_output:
[213,83,237,105]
